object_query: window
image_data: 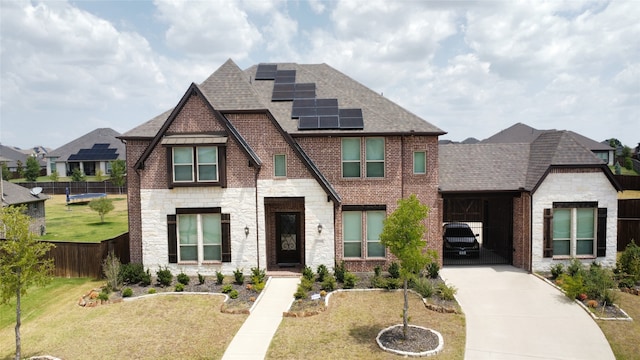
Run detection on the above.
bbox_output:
[169,145,224,186]
[106,161,112,175]
[342,138,361,178]
[49,158,57,173]
[167,209,230,264]
[274,154,286,177]
[365,138,385,177]
[343,208,386,258]
[413,151,426,174]
[544,203,606,258]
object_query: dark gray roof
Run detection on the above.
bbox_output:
[47,128,125,161]
[121,59,445,139]
[482,122,613,152]
[2,180,49,206]
[0,145,29,168]
[440,130,612,193]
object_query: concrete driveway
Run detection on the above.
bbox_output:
[440,265,615,360]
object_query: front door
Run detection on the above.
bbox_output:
[276,212,301,265]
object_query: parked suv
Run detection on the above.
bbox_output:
[443,223,480,258]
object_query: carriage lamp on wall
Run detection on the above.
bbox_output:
[244,226,250,236]
[317,224,323,234]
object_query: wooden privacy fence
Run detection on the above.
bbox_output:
[614,175,640,191]
[15,180,127,195]
[44,232,130,278]
[618,199,640,251]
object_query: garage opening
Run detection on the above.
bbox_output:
[442,195,514,266]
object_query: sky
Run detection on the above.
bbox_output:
[1,0,638,151]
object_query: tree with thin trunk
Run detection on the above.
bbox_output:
[0,205,55,360]
[89,197,114,223]
[24,156,40,182]
[379,194,436,339]
[109,159,126,194]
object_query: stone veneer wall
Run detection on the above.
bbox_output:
[531,170,618,271]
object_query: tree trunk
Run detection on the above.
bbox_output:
[403,278,409,339]
[15,272,21,360]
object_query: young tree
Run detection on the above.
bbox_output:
[109,159,126,194]
[15,160,24,179]
[89,197,114,223]
[24,156,40,182]
[1,162,11,180]
[0,205,55,360]
[49,170,59,182]
[71,168,86,182]
[379,194,436,339]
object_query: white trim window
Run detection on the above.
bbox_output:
[342,138,361,178]
[553,207,596,257]
[365,138,385,178]
[172,146,218,183]
[274,154,287,177]
[413,151,426,174]
[178,213,222,263]
[343,209,386,258]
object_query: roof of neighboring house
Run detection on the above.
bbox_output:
[47,128,125,162]
[440,130,620,193]
[0,144,29,168]
[1,180,49,207]
[482,122,613,152]
[122,59,445,139]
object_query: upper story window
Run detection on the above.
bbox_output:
[274,154,287,177]
[163,135,227,188]
[342,137,385,178]
[413,151,426,174]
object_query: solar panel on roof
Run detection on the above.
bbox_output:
[316,98,338,107]
[339,108,364,129]
[68,144,119,161]
[255,64,277,80]
[292,106,317,117]
[318,116,340,129]
[298,117,319,129]
[274,70,296,84]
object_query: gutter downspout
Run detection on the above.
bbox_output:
[255,165,260,270]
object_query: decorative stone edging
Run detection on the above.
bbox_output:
[533,273,633,321]
[376,324,444,357]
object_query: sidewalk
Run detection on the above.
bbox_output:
[440,265,615,360]
[222,276,300,360]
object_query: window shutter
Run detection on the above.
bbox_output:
[221,213,231,262]
[597,208,607,257]
[167,215,177,263]
[543,208,553,258]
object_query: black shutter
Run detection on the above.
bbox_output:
[543,208,553,258]
[221,213,231,262]
[167,215,177,263]
[597,208,607,257]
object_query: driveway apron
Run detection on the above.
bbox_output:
[440,265,615,360]
[222,276,300,360]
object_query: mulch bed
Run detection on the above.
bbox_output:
[377,325,441,355]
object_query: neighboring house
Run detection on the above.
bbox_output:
[483,123,615,165]
[120,59,445,275]
[45,128,125,177]
[0,144,28,174]
[1,180,48,236]
[440,129,621,272]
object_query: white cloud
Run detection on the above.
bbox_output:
[307,0,326,14]
[154,0,262,61]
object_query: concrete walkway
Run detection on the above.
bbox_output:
[440,265,615,360]
[222,276,300,360]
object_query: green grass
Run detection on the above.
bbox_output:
[37,194,128,242]
[609,166,638,176]
[597,292,640,360]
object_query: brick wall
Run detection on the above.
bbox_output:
[126,140,147,263]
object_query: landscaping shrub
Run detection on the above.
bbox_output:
[229,289,239,299]
[147,288,156,294]
[302,265,314,281]
[412,277,435,298]
[370,275,387,289]
[102,251,122,291]
[617,240,640,281]
[558,273,585,300]
[437,282,457,301]
[374,265,382,277]
[550,263,565,279]
[567,258,584,277]
[294,286,307,300]
[584,263,615,301]
[221,284,233,294]
[426,261,440,279]
[388,262,400,279]
[316,264,329,282]
[98,291,110,302]
[122,287,133,298]
[618,275,636,289]
[300,277,314,292]
[140,268,152,286]
[250,267,267,284]
[603,289,618,306]
[385,277,402,290]
[342,272,358,289]
[177,271,190,285]
[321,274,337,291]
[216,270,225,285]
[156,267,173,287]
[175,283,185,292]
[253,281,266,293]
[197,273,206,285]
[233,268,245,285]
[334,261,347,283]
[119,263,146,285]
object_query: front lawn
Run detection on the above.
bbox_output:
[267,290,466,359]
[597,292,640,360]
[38,194,128,242]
